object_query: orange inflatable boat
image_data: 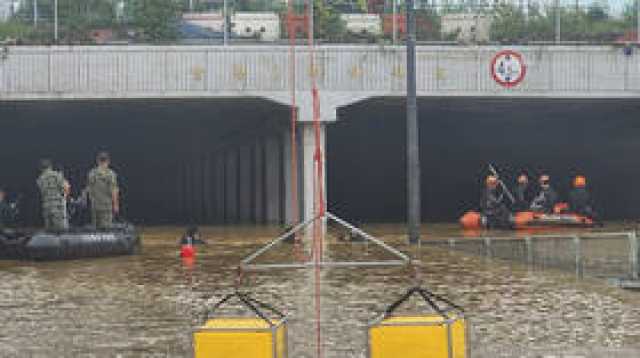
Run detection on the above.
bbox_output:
[460,203,596,230]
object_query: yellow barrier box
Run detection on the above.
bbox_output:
[368,286,467,358]
[194,317,287,358]
[369,314,467,358]
[194,291,288,358]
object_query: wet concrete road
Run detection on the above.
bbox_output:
[0,225,639,357]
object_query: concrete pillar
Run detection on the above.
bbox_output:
[254,139,265,224]
[176,162,184,223]
[301,123,326,222]
[203,154,213,223]
[215,153,225,224]
[265,135,282,224]
[193,157,204,223]
[184,162,193,223]
[283,128,294,226]
[225,150,239,223]
[239,145,252,223]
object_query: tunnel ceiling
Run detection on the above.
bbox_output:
[329,97,640,223]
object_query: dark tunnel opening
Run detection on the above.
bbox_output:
[0,98,289,226]
[327,97,640,223]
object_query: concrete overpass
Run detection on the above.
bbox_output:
[1,45,639,225]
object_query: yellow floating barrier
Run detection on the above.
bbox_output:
[194,292,287,358]
[368,287,467,358]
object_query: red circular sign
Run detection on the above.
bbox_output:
[491,50,527,88]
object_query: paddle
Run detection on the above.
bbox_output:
[488,164,516,204]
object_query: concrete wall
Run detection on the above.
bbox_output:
[1,46,639,114]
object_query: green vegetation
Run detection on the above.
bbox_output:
[130,0,182,42]
[491,4,634,43]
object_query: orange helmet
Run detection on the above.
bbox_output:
[486,175,498,187]
[574,175,586,188]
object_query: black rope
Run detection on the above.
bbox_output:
[382,286,464,320]
[202,291,283,327]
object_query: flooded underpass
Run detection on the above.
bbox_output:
[1,225,639,357]
[1,96,640,357]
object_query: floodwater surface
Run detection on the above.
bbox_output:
[0,224,639,357]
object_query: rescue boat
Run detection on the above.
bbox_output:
[0,223,140,261]
[459,203,597,230]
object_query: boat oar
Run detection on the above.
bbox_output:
[488,164,516,204]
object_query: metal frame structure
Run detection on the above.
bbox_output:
[240,212,410,271]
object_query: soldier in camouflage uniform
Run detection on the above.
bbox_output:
[87,152,119,230]
[36,159,69,231]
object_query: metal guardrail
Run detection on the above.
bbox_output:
[424,231,640,288]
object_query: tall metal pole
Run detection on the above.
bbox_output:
[554,0,561,43]
[309,0,314,42]
[33,0,38,27]
[392,0,397,44]
[54,0,58,42]
[223,0,228,46]
[406,0,420,244]
[637,0,640,45]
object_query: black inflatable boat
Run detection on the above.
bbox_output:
[0,223,140,261]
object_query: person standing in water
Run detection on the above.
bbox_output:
[480,175,511,229]
[87,152,119,230]
[36,159,69,231]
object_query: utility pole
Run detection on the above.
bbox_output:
[54,0,58,43]
[309,0,314,43]
[554,0,561,43]
[392,0,397,44]
[32,0,38,28]
[223,0,228,46]
[406,0,421,244]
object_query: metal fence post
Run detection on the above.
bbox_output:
[630,231,639,280]
[525,236,533,265]
[484,237,492,259]
[573,236,583,278]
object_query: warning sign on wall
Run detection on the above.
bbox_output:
[491,50,527,88]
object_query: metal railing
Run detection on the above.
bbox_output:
[425,231,640,287]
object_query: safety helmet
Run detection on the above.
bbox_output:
[486,175,498,187]
[574,175,586,188]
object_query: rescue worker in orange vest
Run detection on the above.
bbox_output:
[569,175,596,218]
[530,174,558,213]
[480,175,511,229]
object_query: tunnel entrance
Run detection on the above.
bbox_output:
[327,97,640,223]
[0,98,289,226]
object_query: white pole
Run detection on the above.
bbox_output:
[637,0,640,45]
[223,0,228,46]
[393,0,397,44]
[309,0,314,42]
[54,0,58,42]
[189,0,193,11]
[33,0,38,27]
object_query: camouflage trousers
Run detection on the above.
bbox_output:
[42,203,68,232]
[92,209,113,230]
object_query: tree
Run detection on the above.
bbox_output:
[59,0,116,42]
[490,4,527,43]
[314,0,346,42]
[130,0,182,42]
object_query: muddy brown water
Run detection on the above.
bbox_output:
[0,224,639,357]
